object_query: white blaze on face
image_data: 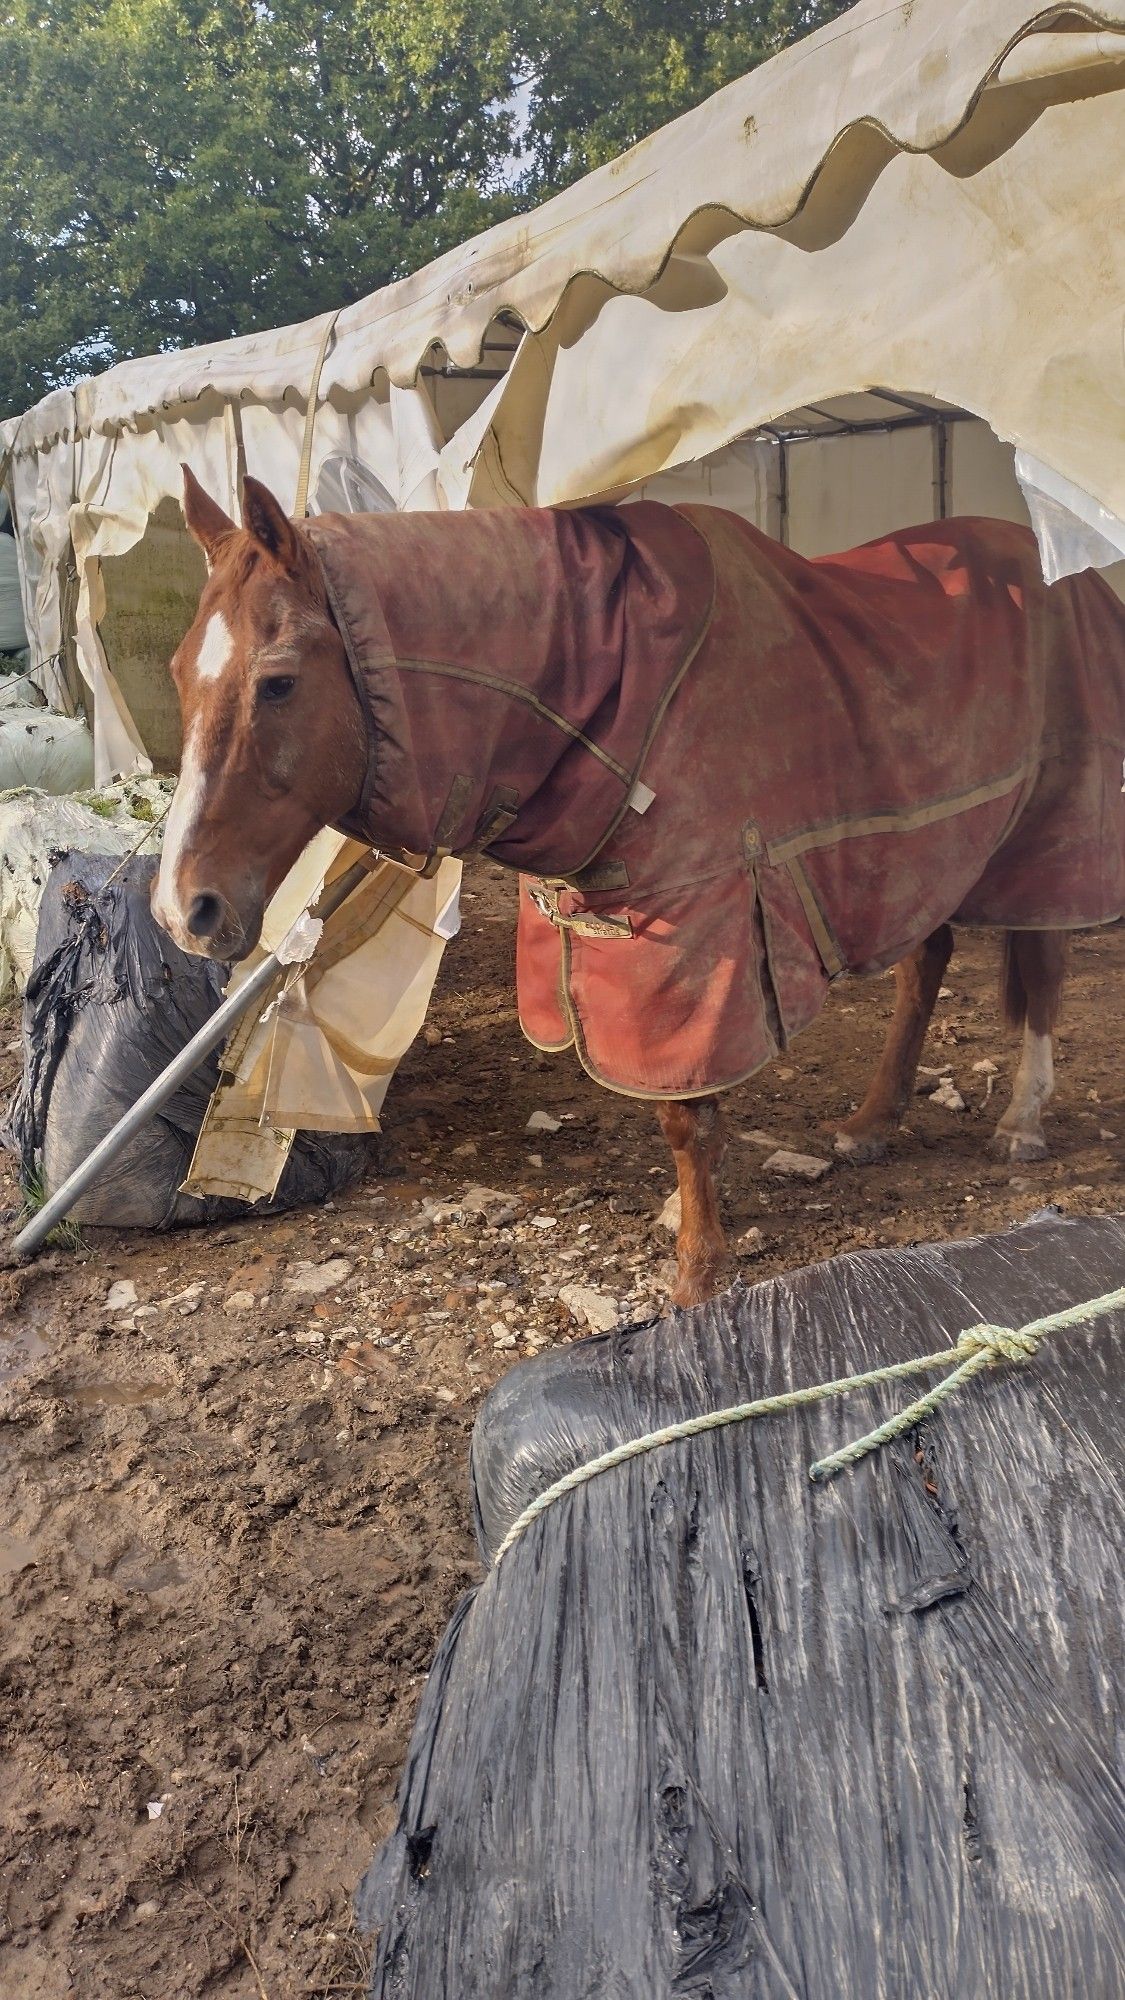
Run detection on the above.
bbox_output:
[152,610,235,938]
[195,610,234,681]
[153,719,209,936]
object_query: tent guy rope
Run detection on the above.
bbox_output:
[491,1283,1125,1563]
[101,799,172,889]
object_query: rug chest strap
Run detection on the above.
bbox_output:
[529,881,632,940]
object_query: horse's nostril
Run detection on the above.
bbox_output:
[186,892,222,938]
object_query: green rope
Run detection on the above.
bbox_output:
[491,1283,1125,1566]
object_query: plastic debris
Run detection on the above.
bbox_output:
[2,853,373,1228]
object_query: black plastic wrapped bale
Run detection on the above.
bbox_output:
[2,851,374,1227]
[359,1209,1125,1999]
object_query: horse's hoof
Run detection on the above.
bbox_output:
[833,1128,887,1165]
[990,1128,1048,1163]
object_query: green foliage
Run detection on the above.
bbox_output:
[0,0,853,420]
[18,1165,84,1249]
[512,1,853,191]
[0,0,521,416]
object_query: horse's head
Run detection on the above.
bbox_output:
[152,469,368,960]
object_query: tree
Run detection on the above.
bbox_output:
[0,0,521,418]
[0,0,853,421]
[512,1,855,191]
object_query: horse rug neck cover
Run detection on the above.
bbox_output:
[306,504,1125,1098]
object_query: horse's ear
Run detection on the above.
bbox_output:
[241,476,301,571]
[181,464,235,567]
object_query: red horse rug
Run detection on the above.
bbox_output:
[309,502,1125,1100]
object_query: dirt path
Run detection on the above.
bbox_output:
[2,860,1122,1998]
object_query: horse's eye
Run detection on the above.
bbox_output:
[258,675,296,705]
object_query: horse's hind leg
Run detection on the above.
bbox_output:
[991,930,1068,1161]
[656,1096,731,1309]
[834,925,954,1163]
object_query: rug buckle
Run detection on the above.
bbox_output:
[529,881,632,940]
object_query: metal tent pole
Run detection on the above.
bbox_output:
[11,854,379,1259]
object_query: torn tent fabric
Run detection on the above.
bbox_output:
[308,503,1125,1101]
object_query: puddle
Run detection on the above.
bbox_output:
[0,1317,173,1407]
[0,1321,50,1393]
[113,1545,185,1593]
[383,1181,427,1207]
[0,1532,40,1584]
[67,1380,173,1409]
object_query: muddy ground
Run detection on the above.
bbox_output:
[1,859,1122,1999]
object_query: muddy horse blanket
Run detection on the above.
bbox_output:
[307,504,1125,1098]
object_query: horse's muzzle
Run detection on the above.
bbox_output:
[186,891,225,941]
[152,877,260,962]
[188,889,259,961]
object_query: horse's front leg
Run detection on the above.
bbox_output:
[833,925,954,1161]
[656,1096,731,1309]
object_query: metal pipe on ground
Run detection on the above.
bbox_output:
[10,853,382,1259]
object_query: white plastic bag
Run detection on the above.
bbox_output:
[0,714,95,793]
[0,668,42,713]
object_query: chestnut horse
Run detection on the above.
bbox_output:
[153,471,1125,1307]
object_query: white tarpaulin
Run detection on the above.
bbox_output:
[0,714,94,794]
[1,0,1123,1159]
